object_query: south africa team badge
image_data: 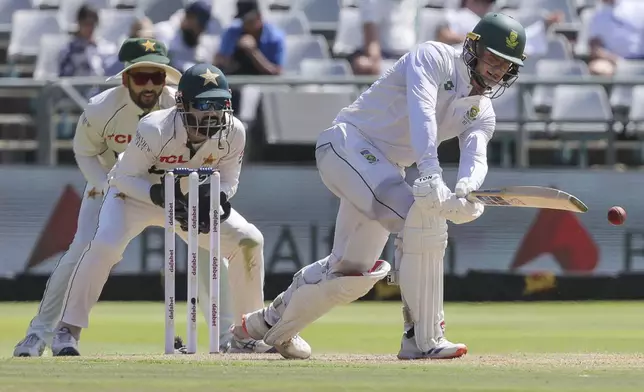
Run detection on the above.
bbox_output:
[360,149,378,164]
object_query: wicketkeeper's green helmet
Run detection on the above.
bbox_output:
[463,12,527,98]
[176,63,233,138]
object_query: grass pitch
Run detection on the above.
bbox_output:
[1,301,644,391]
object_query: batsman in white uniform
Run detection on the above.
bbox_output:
[13,38,197,356]
[242,13,527,360]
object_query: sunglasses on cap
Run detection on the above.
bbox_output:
[129,71,166,86]
[191,99,229,111]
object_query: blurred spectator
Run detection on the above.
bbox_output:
[587,0,644,76]
[437,0,496,45]
[349,0,417,75]
[214,0,285,76]
[104,16,157,75]
[58,4,116,77]
[155,1,211,72]
[130,16,155,39]
[437,0,562,57]
[215,0,285,122]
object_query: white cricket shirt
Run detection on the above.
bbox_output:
[334,41,496,189]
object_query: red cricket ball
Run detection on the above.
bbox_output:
[607,206,626,226]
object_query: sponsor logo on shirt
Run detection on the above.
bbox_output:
[134,132,151,153]
[360,149,379,164]
[108,134,132,144]
[160,155,189,164]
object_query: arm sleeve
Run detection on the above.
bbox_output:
[73,111,109,187]
[108,122,161,203]
[218,123,246,200]
[358,0,378,23]
[406,43,446,176]
[218,27,239,57]
[267,34,285,66]
[456,115,495,190]
[58,45,75,77]
[587,11,604,41]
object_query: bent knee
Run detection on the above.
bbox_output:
[238,224,264,249]
[372,179,413,234]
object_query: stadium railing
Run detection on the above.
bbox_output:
[515,76,644,168]
[0,75,643,166]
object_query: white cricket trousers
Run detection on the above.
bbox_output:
[26,184,234,343]
[315,123,415,273]
[42,188,261,339]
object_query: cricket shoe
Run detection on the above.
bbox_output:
[51,327,80,356]
[13,333,46,357]
[397,331,467,360]
[242,309,311,359]
[228,326,278,354]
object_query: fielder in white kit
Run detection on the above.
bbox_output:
[46,63,270,356]
[13,38,203,356]
[242,13,527,360]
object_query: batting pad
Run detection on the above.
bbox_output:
[399,202,448,352]
[264,259,390,346]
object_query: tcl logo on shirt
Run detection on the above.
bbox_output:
[160,155,189,163]
[108,134,132,144]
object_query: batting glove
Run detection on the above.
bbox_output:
[412,174,451,212]
[441,195,484,225]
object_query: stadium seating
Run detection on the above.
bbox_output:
[609,61,644,113]
[331,7,360,56]
[0,0,642,167]
[550,85,613,134]
[626,86,644,132]
[290,0,340,32]
[491,85,542,134]
[532,59,589,112]
[133,0,186,24]
[0,0,32,33]
[264,10,310,36]
[33,34,71,80]
[284,34,330,74]
[8,10,61,60]
[261,90,354,144]
[95,8,141,45]
[417,8,446,43]
[300,58,352,77]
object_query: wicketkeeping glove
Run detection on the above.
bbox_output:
[149,174,185,208]
[196,182,232,222]
[175,190,231,234]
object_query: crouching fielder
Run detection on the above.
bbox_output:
[242,13,527,360]
[51,64,271,356]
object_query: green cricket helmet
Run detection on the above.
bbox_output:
[463,12,527,98]
[176,63,233,138]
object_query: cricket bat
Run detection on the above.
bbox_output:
[466,186,588,213]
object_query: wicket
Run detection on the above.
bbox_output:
[164,167,221,354]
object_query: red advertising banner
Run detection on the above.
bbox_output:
[1,166,640,277]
